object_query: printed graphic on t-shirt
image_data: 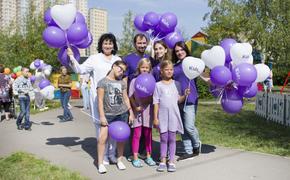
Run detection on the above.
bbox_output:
[108,83,123,106]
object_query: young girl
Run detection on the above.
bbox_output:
[153,60,189,172]
[97,60,134,174]
[129,58,156,168]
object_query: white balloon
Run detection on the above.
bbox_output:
[255,64,270,82]
[201,46,225,69]
[29,62,36,70]
[43,65,52,76]
[230,43,252,65]
[182,57,205,80]
[51,4,77,30]
[40,85,55,100]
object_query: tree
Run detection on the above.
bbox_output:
[0,3,59,69]
[118,10,136,56]
[203,0,289,85]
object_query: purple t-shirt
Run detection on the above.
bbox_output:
[174,61,199,105]
[152,63,161,82]
[123,53,157,83]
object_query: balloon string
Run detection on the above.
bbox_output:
[78,107,108,126]
[183,80,191,111]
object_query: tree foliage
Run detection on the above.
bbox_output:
[0,3,59,69]
[118,10,136,57]
[203,0,290,85]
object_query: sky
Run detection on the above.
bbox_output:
[88,0,212,39]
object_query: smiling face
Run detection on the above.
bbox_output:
[174,45,187,61]
[102,39,114,55]
[135,36,148,54]
[154,43,168,61]
[139,62,151,74]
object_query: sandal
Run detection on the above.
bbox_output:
[132,159,143,168]
[145,157,156,166]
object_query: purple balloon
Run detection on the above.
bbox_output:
[29,75,36,84]
[220,38,237,63]
[34,59,41,68]
[224,61,233,71]
[210,66,232,86]
[75,31,93,48]
[74,12,86,24]
[164,31,184,49]
[159,12,177,33]
[43,8,57,26]
[221,88,243,114]
[109,121,130,142]
[58,46,80,66]
[144,12,159,29]
[232,63,257,86]
[134,15,150,32]
[42,26,66,48]
[134,73,156,98]
[39,79,50,90]
[67,23,88,45]
[238,83,258,98]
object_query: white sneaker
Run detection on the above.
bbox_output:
[103,160,109,165]
[117,161,126,170]
[98,164,107,174]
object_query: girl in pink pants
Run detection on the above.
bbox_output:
[129,58,156,168]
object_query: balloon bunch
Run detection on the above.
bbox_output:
[42,4,93,66]
[29,59,54,100]
[134,12,183,48]
[201,38,270,114]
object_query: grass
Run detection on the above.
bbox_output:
[14,100,61,115]
[0,152,88,180]
[196,102,290,157]
[152,102,290,157]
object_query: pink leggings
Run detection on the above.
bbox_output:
[132,126,152,154]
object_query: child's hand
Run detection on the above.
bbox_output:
[135,106,143,112]
[129,112,135,125]
[153,118,159,128]
[100,117,108,127]
[184,88,190,96]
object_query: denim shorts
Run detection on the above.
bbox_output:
[105,111,129,124]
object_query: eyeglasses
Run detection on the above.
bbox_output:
[116,65,126,73]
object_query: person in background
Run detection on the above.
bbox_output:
[80,73,90,110]
[13,67,34,130]
[58,66,73,122]
[0,65,12,121]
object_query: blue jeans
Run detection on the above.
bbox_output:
[16,96,30,128]
[60,91,73,120]
[180,104,200,154]
[81,86,89,109]
[105,111,129,124]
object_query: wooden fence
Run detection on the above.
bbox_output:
[255,92,290,127]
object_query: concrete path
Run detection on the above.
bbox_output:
[0,100,289,180]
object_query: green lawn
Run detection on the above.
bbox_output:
[0,152,88,180]
[14,100,61,115]
[196,102,290,157]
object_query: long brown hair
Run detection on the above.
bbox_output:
[153,40,171,62]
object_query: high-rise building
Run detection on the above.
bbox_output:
[88,8,108,56]
[75,0,88,57]
[0,0,17,35]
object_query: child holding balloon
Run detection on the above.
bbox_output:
[128,58,156,168]
[97,60,134,174]
[153,60,190,172]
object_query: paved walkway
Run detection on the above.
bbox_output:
[0,100,289,180]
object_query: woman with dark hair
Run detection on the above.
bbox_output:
[68,33,121,165]
[172,41,202,161]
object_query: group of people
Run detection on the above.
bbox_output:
[67,32,207,174]
[0,65,34,130]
